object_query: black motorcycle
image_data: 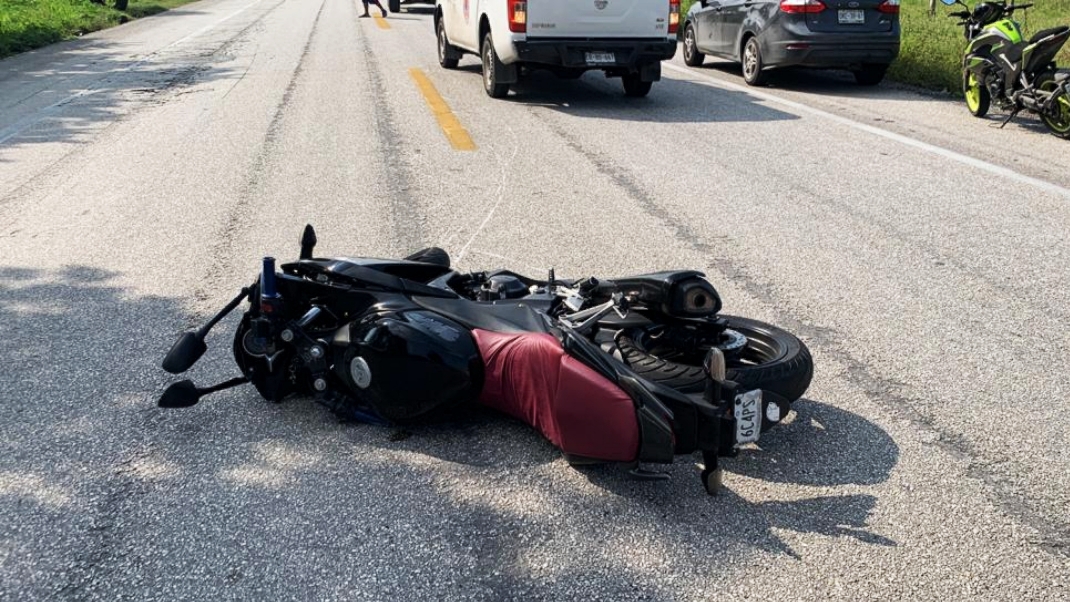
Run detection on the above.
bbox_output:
[158,226,813,494]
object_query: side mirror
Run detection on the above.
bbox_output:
[161,331,207,374]
[940,0,957,5]
[158,380,202,408]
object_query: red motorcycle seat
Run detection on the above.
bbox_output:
[472,329,640,462]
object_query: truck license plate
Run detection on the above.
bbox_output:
[838,9,865,23]
[585,52,616,65]
[734,390,762,445]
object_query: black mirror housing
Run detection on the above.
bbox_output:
[158,380,201,408]
[161,331,207,374]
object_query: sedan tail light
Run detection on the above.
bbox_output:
[779,0,825,13]
[877,0,899,13]
[508,0,527,32]
[669,0,680,34]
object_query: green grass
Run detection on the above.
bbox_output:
[678,0,1070,94]
[0,0,199,59]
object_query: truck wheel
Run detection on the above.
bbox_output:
[437,19,460,69]
[622,74,653,97]
[481,32,510,98]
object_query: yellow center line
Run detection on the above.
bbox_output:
[409,68,476,151]
[373,15,390,29]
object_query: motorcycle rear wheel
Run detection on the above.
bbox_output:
[616,316,813,401]
[964,72,990,117]
[1038,74,1070,139]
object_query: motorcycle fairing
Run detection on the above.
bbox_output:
[284,258,459,299]
[1022,27,1070,74]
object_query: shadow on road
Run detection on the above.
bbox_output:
[692,59,893,97]
[444,66,801,123]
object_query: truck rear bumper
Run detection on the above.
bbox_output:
[513,38,677,69]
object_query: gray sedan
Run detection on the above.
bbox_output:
[681,0,901,85]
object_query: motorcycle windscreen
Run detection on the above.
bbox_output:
[472,329,640,462]
[526,0,670,38]
[805,0,894,33]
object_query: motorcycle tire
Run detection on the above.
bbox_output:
[1037,73,1070,139]
[964,71,990,118]
[616,315,813,401]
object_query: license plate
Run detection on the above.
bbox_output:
[585,52,615,65]
[838,9,865,24]
[734,389,762,445]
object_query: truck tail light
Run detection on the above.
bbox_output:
[877,0,899,13]
[669,0,680,34]
[778,0,825,13]
[509,0,527,32]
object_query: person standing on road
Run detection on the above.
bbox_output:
[360,0,387,18]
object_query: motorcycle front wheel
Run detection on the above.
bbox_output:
[964,71,990,117]
[1038,74,1070,139]
[616,316,813,401]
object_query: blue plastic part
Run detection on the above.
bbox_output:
[348,407,391,426]
[261,257,278,299]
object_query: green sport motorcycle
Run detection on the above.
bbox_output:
[937,0,1070,138]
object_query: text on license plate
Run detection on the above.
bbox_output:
[585,52,616,64]
[734,390,762,445]
[838,9,865,23]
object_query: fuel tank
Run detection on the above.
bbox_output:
[332,308,484,422]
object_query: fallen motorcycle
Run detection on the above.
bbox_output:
[158,225,813,494]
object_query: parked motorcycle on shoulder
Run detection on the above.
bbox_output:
[937,0,1070,138]
[157,225,813,494]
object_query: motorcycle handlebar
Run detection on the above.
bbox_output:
[1009,2,1033,9]
[948,10,969,17]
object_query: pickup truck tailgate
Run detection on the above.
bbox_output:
[526,0,670,38]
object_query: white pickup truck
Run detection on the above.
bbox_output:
[434,0,680,97]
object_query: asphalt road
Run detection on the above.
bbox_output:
[2,0,1069,600]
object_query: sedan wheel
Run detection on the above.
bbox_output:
[741,37,767,86]
[683,24,705,67]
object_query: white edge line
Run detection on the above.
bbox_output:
[663,62,1070,201]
